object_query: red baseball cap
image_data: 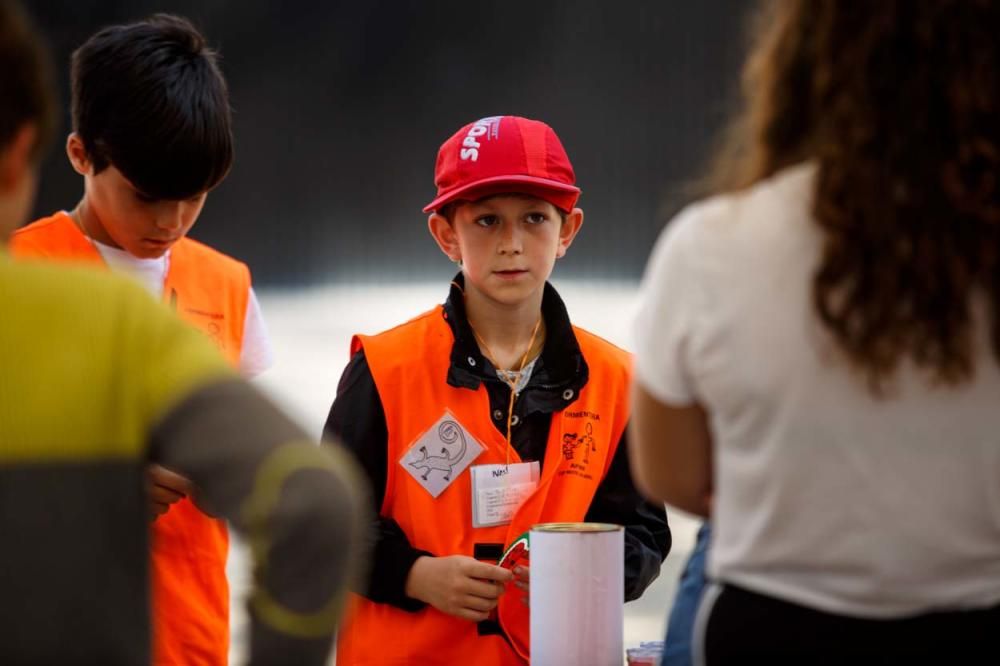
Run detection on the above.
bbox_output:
[423,115,581,214]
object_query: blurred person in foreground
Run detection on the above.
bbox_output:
[630,1,1000,663]
[0,2,367,663]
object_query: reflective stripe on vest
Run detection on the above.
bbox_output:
[10,211,250,666]
[336,305,631,665]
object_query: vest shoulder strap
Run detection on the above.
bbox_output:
[352,305,447,367]
[572,325,632,373]
[9,212,102,263]
[169,237,251,291]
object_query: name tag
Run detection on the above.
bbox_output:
[471,462,540,528]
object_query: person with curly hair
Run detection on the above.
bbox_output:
[630,1,1000,663]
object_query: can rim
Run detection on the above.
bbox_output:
[531,522,623,533]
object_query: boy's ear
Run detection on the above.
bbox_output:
[556,207,584,259]
[65,133,93,176]
[0,123,37,193]
[428,212,462,263]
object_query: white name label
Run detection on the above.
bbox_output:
[471,461,540,527]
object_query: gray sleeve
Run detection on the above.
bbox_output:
[150,378,370,666]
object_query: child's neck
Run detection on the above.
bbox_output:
[464,289,545,372]
[71,199,118,249]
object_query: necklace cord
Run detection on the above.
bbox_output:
[469,317,542,469]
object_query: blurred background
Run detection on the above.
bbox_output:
[29,0,747,283]
[27,0,752,659]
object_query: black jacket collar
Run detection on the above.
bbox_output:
[441,274,589,414]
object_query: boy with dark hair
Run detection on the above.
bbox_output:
[10,13,272,665]
[0,2,367,664]
[325,115,670,664]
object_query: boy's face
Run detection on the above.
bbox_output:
[429,194,583,308]
[67,134,207,259]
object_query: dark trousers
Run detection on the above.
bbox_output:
[701,583,1000,666]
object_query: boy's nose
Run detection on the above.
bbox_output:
[154,204,185,232]
[497,223,523,255]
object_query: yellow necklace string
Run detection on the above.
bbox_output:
[469,317,542,469]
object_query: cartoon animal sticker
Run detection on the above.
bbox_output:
[399,412,484,497]
[408,421,467,481]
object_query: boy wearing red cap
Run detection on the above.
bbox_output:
[325,115,670,665]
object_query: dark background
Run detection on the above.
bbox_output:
[26,1,749,285]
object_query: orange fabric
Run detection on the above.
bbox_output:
[336,306,631,666]
[10,211,251,665]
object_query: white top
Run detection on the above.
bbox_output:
[93,240,274,378]
[633,163,1000,618]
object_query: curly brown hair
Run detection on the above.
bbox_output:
[713,0,1000,391]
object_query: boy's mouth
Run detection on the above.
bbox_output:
[494,269,528,279]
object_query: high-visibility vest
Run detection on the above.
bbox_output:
[336,305,631,665]
[10,211,250,665]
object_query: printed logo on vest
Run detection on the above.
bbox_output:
[183,307,225,320]
[559,421,598,481]
[399,412,484,498]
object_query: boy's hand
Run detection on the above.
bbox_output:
[147,464,194,520]
[405,555,513,622]
[512,565,530,607]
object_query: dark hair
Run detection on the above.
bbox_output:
[0,0,57,160]
[71,13,233,200]
[713,0,1000,391]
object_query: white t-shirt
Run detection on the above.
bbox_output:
[93,240,274,378]
[633,163,1000,618]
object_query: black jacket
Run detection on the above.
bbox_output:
[323,276,670,611]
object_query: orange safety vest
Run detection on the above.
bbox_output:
[336,305,631,666]
[10,211,250,665]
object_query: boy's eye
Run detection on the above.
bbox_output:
[525,212,549,225]
[134,191,158,204]
[475,215,499,227]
